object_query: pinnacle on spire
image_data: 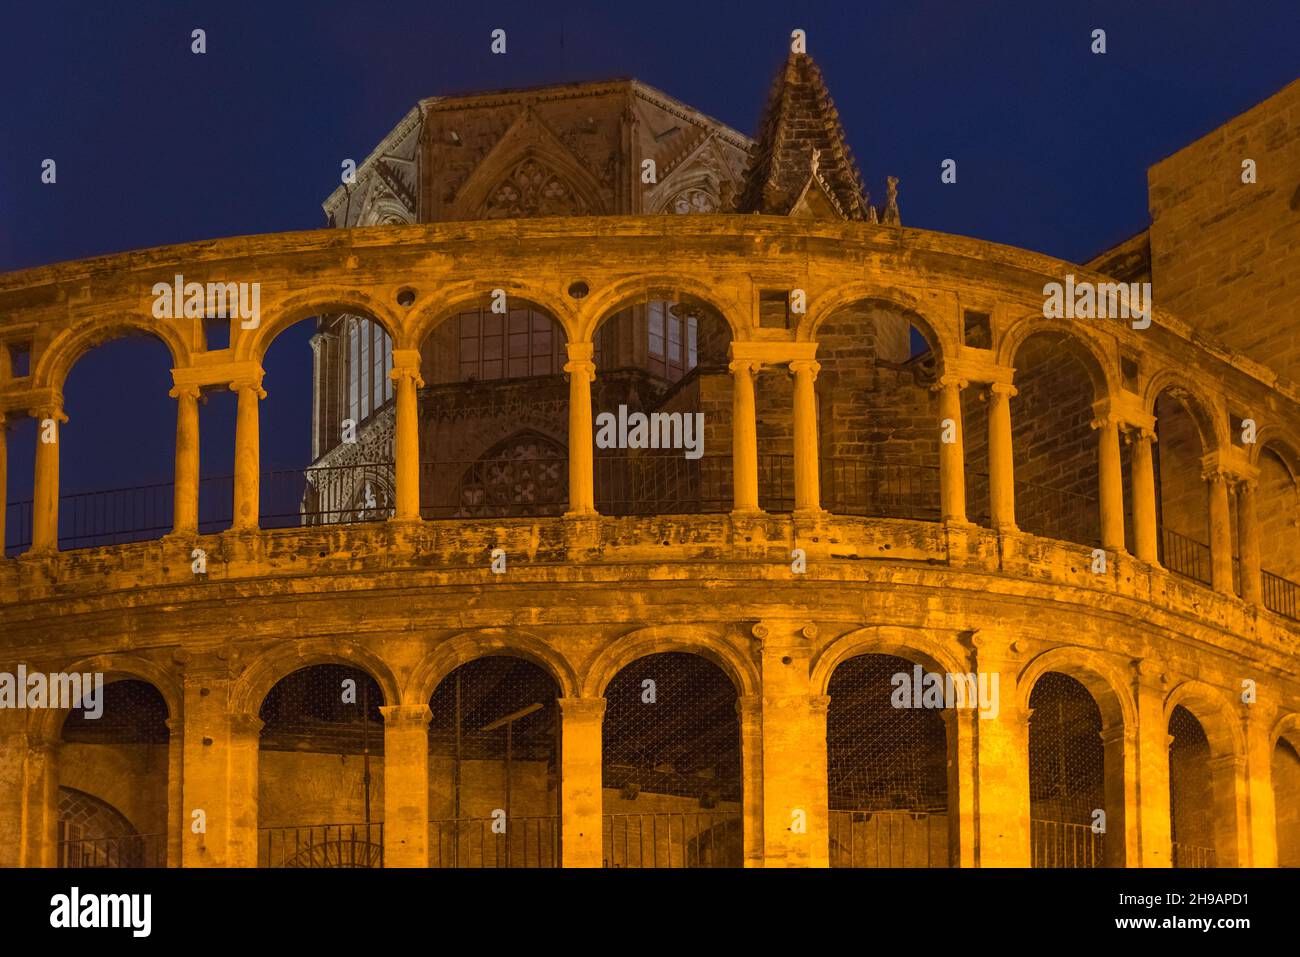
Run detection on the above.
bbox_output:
[737,49,870,221]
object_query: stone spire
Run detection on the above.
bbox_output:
[737,51,870,221]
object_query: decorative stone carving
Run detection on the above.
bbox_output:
[482,158,589,219]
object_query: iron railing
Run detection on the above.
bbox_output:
[1171,841,1217,868]
[603,812,741,868]
[1161,528,1212,585]
[595,453,731,515]
[828,810,948,868]
[258,823,384,868]
[429,815,558,868]
[1031,819,1104,868]
[57,833,165,868]
[1264,570,1299,620]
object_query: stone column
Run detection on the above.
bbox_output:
[969,629,1030,866]
[164,717,183,867]
[230,374,265,531]
[753,622,828,867]
[380,704,431,867]
[30,400,67,552]
[564,343,596,516]
[1100,722,1137,867]
[389,349,425,522]
[987,384,1017,531]
[789,360,821,514]
[0,412,7,552]
[729,358,761,514]
[737,694,764,867]
[1092,407,1126,552]
[1209,752,1250,867]
[1237,480,1263,605]
[934,375,968,524]
[557,697,605,868]
[944,707,978,867]
[170,384,201,536]
[309,332,324,462]
[1131,661,1171,867]
[1243,703,1277,867]
[181,665,258,867]
[21,736,59,866]
[1205,468,1235,594]
[1129,428,1159,564]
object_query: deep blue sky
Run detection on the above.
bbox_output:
[1,1,1297,520]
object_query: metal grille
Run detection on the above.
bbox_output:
[826,654,949,867]
[595,453,731,515]
[602,652,742,867]
[258,665,385,868]
[1028,672,1105,867]
[1169,704,1216,867]
[427,657,559,868]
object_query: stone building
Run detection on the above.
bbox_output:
[0,53,1296,870]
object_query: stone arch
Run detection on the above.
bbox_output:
[1142,369,1225,455]
[36,317,189,393]
[1163,680,1244,759]
[580,625,758,699]
[31,653,181,748]
[1016,647,1135,734]
[998,313,1117,400]
[408,628,579,705]
[410,283,578,349]
[576,274,745,344]
[230,639,401,718]
[238,289,405,362]
[811,625,968,698]
[1250,430,1300,476]
[802,284,955,361]
[1272,711,1300,753]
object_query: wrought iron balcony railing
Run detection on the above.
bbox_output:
[258,822,384,868]
[428,815,558,868]
[828,809,948,868]
[1030,818,1104,868]
[603,811,741,868]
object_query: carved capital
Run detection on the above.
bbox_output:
[788,359,821,380]
[169,384,202,402]
[987,382,1017,400]
[563,358,596,383]
[389,365,425,389]
[728,358,761,378]
[930,374,968,393]
[28,403,67,424]
[379,704,433,730]
[229,375,266,399]
[557,697,607,723]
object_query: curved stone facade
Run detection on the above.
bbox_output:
[0,211,1298,868]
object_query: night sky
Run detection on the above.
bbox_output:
[1,0,1296,515]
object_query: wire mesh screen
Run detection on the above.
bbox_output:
[1169,704,1216,867]
[257,665,385,867]
[58,681,170,868]
[427,656,559,868]
[826,654,948,867]
[1028,672,1105,867]
[602,652,742,867]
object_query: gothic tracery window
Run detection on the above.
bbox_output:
[455,432,567,517]
[482,158,587,218]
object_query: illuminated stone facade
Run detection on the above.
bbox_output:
[0,58,1296,869]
